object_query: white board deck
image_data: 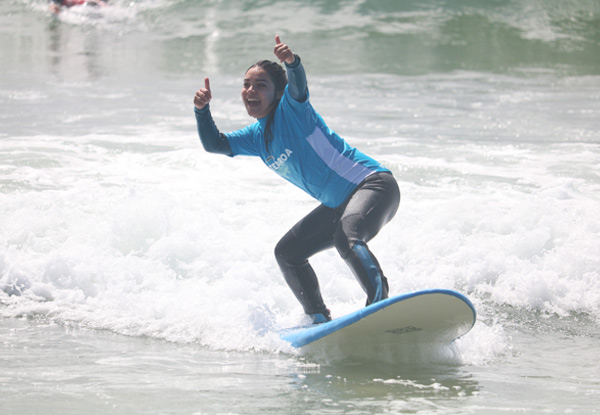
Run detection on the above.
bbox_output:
[280,289,476,351]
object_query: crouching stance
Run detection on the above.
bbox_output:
[194,36,400,323]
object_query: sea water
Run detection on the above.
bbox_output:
[1,0,599,414]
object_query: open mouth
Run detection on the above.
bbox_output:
[247,98,260,108]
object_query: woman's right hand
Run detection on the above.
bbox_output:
[194,78,212,110]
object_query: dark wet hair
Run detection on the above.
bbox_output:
[246,60,287,152]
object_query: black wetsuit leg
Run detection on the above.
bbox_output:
[334,172,400,305]
[275,172,400,314]
[274,204,337,316]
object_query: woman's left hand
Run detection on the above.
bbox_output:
[274,35,296,65]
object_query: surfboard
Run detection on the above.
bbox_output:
[280,289,476,350]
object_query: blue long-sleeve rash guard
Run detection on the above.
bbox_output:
[194,56,389,208]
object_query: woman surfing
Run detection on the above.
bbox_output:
[193,36,400,324]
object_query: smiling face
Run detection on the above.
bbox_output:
[242,67,282,119]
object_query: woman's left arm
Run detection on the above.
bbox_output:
[274,35,308,102]
[285,56,308,103]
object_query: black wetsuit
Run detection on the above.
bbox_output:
[275,171,399,320]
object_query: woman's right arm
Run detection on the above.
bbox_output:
[193,78,233,156]
[194,106,233,156]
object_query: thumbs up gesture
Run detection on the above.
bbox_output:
[193,77,212,110]
[274,35,296,65]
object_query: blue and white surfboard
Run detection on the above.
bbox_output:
[280,289,476,350]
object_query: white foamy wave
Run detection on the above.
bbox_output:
[2,133,597,367]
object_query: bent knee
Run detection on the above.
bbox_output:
[274,237,307,267]
[334,214,364,259]
[274,239,290,265]
[334,227,354,260]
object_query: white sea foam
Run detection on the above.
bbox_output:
[1,125,598,365]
